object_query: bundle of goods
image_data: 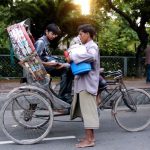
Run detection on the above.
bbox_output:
[7,20,47,80]
[64,39,92,75]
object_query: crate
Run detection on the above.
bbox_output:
[7,20,47,80]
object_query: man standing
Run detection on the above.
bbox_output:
[145,45,150,83]
[67,24,100,148]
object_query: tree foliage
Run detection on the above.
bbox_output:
[1,0,150,58]
[98,0,150,53]
[8,0,94,38]
[99,17,139,56]
[94,0,150,75]
[4,0,96,49]
[0,6,10,50]
[0,0,13,6]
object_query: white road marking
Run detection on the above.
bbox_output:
[0,136,76,145]
[12,125,18,127]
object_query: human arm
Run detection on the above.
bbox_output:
[69,44,98,64]
[42,61,70,69]
[42,61,60,67]
[34,40,45,56]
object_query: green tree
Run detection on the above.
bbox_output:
[0,6,11,52]
[8,0,96,46]
[0,0,13,6]
[98,16,139,56]
[96,0,150,76]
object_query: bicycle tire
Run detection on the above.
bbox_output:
[114,88,150,132]
[0,92,53,144]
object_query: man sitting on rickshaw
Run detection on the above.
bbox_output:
[35,23,73,104]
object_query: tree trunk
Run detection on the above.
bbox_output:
[136,45,144,77]
[135,28,149,77]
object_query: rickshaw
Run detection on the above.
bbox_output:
[1,19,150,145]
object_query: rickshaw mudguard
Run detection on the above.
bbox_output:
[7,85,70,109]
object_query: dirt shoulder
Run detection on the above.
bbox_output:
[0,79,20,93]
[0,77,149,93]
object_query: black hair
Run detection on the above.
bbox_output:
[77,24,96,39]
[46,23,61,35]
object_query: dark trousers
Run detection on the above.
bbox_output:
[45,66,74,103]
[146,64,150,83]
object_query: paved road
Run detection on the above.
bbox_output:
[0,78,150,149]
[0,112,150,150]
[1,78,150,107]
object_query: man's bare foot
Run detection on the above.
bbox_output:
[78,138,95,142]
[76,140,95,148]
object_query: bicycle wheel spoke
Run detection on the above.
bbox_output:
[14,97,30,110]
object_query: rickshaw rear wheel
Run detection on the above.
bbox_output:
[0,91,53,144]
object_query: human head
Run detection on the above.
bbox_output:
[69,36,82,47]
[77,24,96,44]
[45,23,61,40]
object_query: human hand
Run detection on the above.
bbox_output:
[55,63,65,69]
[64,50,69,58]
[64,51,71,63]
